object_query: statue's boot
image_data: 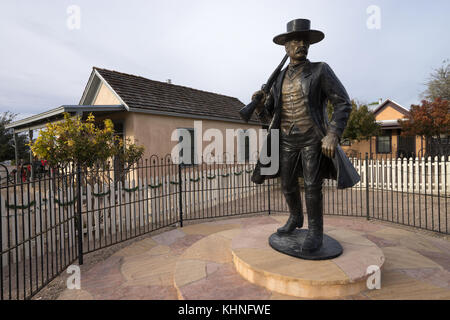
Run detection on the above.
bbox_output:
[277,191,303,234]
[302,186,323,253]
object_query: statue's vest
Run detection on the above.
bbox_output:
[280,66,321,149]
[280,67,315,135]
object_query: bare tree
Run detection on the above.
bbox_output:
[0,111,28,163]
[422,59,450,101]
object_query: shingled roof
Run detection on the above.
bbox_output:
[93,67,257,123]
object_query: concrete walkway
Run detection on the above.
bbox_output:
[55,214,450,300]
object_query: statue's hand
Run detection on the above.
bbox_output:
[252,90,267,112]
[321,132,340,158]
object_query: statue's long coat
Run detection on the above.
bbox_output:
[252,60,360,189]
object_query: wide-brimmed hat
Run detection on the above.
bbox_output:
[273,19,324,45]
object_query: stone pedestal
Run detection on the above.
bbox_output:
[269,229,343,260]
[232,224,385,298]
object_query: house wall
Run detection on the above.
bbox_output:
[341,138,373,157]
[93,83,121,105]
[375,105,407,121]
[342,132,399,160]
[91,81,262,161]
[126,112,262,160]
[416,135,426,157]
[343,132,428,159]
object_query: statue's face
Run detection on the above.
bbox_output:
[285,38,310,62]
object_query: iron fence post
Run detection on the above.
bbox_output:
[365,153,370,221]
[267,180,271,215]
[178,163,183,227]
[76,165,83,265]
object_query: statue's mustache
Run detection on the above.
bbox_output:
[295,48,308,54]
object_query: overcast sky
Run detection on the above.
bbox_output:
[0,0,448,119]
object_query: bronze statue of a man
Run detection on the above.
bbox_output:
[252,19,360,255]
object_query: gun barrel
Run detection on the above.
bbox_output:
[239,54,288,122]
[239,98,263,123]
[263,54,289,94]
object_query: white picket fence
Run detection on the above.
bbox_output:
[0,184,76,267]
[345,156,450,195]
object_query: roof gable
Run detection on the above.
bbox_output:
[79,69,129,109]
[372,99,409,119]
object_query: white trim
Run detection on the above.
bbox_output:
[79,70,96,105]
[6,106,65,129]
[373,99,409,115]
[5,105,126,132]
[377,120,400,124]
[388,99,409,112]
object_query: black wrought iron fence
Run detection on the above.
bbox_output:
[0,167,78,300]
[0,153,448,299]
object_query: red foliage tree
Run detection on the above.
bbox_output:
[399,98,449,155]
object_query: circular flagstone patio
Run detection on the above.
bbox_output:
[48,214,450,300]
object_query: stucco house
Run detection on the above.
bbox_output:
[7,67,262,166]
[341,99,425,159]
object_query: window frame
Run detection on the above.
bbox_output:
[244,130,250,162]
[376,130,392,154]
[340,138,351,146]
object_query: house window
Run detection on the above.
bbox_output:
[376,131,391,154]
[244,131,250,162]
[341,139,351,146]
[113,121,124,140]
[179,128,196,165]
[426,134,450,157]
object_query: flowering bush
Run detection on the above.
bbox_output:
[30,112,144,170]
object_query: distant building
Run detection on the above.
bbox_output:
[341,99,425,159]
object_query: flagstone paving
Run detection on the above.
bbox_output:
[54,214,450,300]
